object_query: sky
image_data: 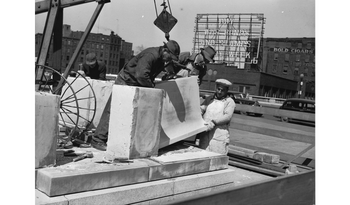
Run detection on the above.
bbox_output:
[35,0,315,53]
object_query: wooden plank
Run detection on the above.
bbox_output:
[169,170,315,205]
[235,104,315,122]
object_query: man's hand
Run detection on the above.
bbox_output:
[204,120,215,131]
[77,70,85,77]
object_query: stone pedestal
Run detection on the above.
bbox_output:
[107,85,164,159]
[35,92,60,168]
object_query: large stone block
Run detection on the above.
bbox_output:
[107,85,164,159]
[90,79,114,128]
[149,149,228,181]
[35,92,60,168]
[155,76,207,148]
[36,159,152,197]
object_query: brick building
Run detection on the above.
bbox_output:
[200,37,315,99]
[35,24,133,74]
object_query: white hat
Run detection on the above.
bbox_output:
[215,79,232,87]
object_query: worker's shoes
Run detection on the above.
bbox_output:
[90,139,107,151]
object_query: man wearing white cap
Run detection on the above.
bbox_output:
[197,78,236,154]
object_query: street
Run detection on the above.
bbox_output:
[229,112,315,161]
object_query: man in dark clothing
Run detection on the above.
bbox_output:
[79,53,106,80]
[91,40,181,151]
[162,46,216,86]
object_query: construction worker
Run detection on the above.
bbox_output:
[91,40,181,151]
[162,46,216,86]
[197,79,236,155]
[78,52,106,80]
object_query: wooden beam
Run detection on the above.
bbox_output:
[35,0,107,15]
[36,0,60,83]
[57,1,105,89]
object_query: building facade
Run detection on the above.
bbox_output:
[199,37,315,100]
[35,24,133,74]
[262,38,315,99]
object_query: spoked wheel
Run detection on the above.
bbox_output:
[63,70,97,132]
[35,65,97,141]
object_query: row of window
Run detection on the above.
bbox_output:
[268,41,313,50]
[271,64,315,77]
[273,53,314,63]
[64,39,119,52]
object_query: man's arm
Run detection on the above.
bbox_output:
[134,55,156,87]
[99,63,107,80]
[212,98,236,125]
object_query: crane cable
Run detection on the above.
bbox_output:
[153,0,173,41]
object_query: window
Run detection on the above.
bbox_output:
[66,56,70,60]
[102,37,104,41]
[283,65,288,74]
[296,54,300,62]
[284,54,290,61]
[68,40,71,45]
[274,53,278,61]
[305,55,310,62]
[294,67,299,76]
[100,53,103,58]
[304,68,308,76]
[96,44,99,49]
[272,64,277,73]
[101,45,104,49]
[306,43,312,49]
[297,43,302,48]
[81,50,84,55]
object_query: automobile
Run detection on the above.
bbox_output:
[278,98,315,124]
[228,91,263,117]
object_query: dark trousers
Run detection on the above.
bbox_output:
[92,76,126,143]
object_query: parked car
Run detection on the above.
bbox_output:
[278,98,315,124]
[228,91,263,117]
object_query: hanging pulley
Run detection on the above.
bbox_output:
[153,0,177,41]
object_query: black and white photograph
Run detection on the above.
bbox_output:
[3,0,346,204]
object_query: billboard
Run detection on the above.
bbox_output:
[192,13,265,69]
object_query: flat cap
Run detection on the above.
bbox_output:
[86,53,97,65]
[215,79,232,87]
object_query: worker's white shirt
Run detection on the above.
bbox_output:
[198,95,236,154]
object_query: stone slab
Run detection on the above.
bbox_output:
[35,92,60,168]
[155,76,207,148]
[150,148,228,180]
[107,85,164,159]
[36,147,228,197]
[36,158,152,197]
[36,169,238,205]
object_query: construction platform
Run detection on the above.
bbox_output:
[35,144,272,205]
